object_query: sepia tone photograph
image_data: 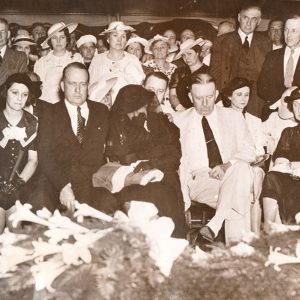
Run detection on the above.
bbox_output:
[0,0,299,299]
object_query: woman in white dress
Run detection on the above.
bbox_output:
[34,22,83,104]
[89,21,145,108]
[220,77,268,236]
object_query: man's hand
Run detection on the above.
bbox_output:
[209,162,232,181]
[59,183,75,212]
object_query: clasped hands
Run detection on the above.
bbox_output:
[0,177,25,194]
[209,162,232,181]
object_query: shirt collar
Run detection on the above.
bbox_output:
[238,28,253,45]
[285,45,300,56]
[64,99,88,113]
[0,45,7,57]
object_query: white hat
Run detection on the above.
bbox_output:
[174,38,212,60]
[269,86,297,119]
[41,22,78,47]
[12,34,36,47]
[144,35,171,55]
[100,21,135,35]
[125,36,148,48]
[76,34,97,48]
[89,74,118,103]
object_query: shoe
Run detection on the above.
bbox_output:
[199,225,215,243]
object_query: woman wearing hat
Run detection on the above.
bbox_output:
[125,35,148,61]
[163,29,179,62]
[0,73,38,233]
[169,38,209,111]
[34,22,83,104]
[89,21,145,106]
[106,85,188,238]
[262,87,300,234]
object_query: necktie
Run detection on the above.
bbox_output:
[202,116,223,169]
[284,49,295,88]
[77,106,86,144]
[243,36,249,52]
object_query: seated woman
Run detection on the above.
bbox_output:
[125,35,148,61]
[262,87,300,233]
[106,84,188,238]
[0,73,38,233]
[220,77,268,236]
[169,38,209,111]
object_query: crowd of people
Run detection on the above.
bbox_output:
[0,2,299,246]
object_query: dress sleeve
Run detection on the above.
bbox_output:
[273,128,292,161]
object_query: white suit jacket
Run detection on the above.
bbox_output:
[174,106,256,209]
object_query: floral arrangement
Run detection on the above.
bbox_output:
[0,202,299,300]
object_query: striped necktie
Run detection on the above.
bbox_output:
[284,49,295,88]
[77,106,86,144]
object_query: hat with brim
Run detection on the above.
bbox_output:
[12,35,36,47]
[100,21,135,35]
[270,86,297,119]
[88,75,118,103]
[174,38,212,60]
[125,36,148,48]
[76,34,97,48]
[144,35,171,55]
[41,22,78,48]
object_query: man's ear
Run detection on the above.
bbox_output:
[60,80,65,92]
[257,17,262,26]
[237,13,241,23]
[7,30,11,40]
[215,89,219,100]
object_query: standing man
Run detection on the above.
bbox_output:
[268,18,284,50]
[0,18,27,86]
[258,15,300,119]
[76,34,97,69]
[174,73,256,244]
[210,4,272,118]
[34,62,118,213]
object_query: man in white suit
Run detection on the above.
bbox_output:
[174,73,256,244]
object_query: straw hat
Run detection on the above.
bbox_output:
[269,86,297,119]
[12,35,36,47]
[125,36,148,48]
[76,34,97,48]
[100,21,135,35]
[144,35,171,55]
[41,22,78,47]
[174,38,212,60]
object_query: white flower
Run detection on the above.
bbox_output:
[230,242,255,257]
[2,126,27,141]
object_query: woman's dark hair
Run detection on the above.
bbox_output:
[0,73,33,110]
[219,77,252,107]
[285,86,300,113]
[191,44,202,56]
[48,28,71,50]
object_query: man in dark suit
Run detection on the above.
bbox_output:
[210,4,272,118]
[0,18,27,86]
[35,62,118,213]
[258,15,300,120]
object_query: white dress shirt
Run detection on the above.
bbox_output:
[64,100,89,136]
[284,46,300,74]
[238,28,253,46]
[0,45,7,58]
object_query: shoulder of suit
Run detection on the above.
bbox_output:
[216,105,244,119]
[87,100,109,114]
[5,48,26,60]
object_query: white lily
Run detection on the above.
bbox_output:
[230,242,255,257]
[0,228,28,246]
[270,222,300,234]
[31,256,68,293]
[265,243,300,271]
[8,201,51,228]
[36,207,53,220]
[73,228,113,247]
[32,239,62,259]
[61,243,91,265]
[192,246,212,264]
[43,228,73,244]
[73,201,113,223]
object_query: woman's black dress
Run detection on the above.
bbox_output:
[0,110,37,210]
[106,112,188,238]
[262,124,300,222]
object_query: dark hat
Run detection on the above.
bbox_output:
[111,84,155,115]
[284,87,300,103]
[6,73,34,93]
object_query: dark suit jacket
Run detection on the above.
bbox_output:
[257,47,300,105]
[37,100,109,192]
[210,31,272,90]
[0,48,27,85]
[210,31,272,117]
